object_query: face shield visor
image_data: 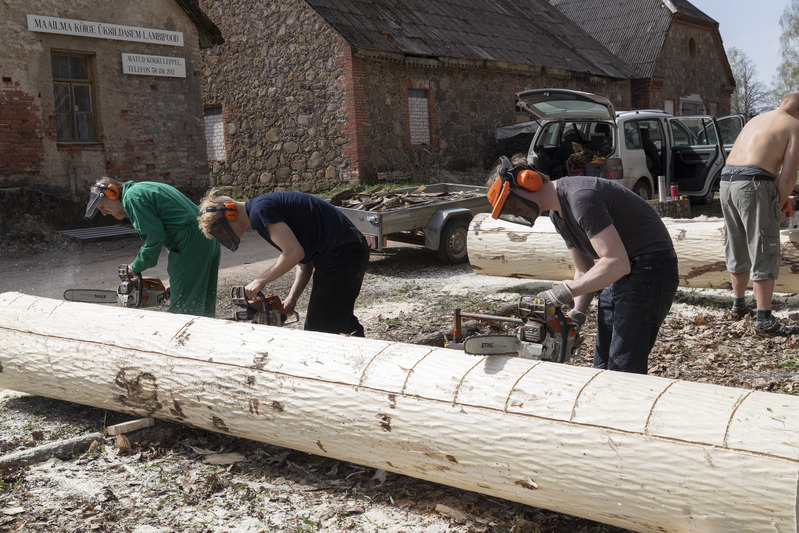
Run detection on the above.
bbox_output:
[209,216,240,252]
[85,189,104,220]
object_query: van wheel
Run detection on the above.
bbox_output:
[437,218,470,264]
[633,180,652,200]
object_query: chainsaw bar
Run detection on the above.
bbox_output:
[63,289,118,304]
[463,335,523,356]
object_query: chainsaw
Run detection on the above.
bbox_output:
[781,196,799,232]
[230,286,300,327]
[455,295,583,363]
[63,265,169,308]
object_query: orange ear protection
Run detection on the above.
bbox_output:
[205,201,238,221]
[487,157,543,219]
[514,168,542,192]
[94,182,120,200]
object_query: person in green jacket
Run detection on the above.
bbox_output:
[85,177,221,317]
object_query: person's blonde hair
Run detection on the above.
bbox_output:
[197,188,235,239]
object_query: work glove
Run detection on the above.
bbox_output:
[536,282,574,308]
[568,309,586,327]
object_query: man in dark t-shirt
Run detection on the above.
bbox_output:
[487,158,678,374]
[198,189,369,337]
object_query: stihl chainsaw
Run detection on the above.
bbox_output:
[63,265,169,308]
[456,295,583,363]
[230,286,299,327]
[781,196,799,232]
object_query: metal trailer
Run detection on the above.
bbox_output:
[337,183,490,264]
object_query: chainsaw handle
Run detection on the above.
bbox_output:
[555,306,570,364]
[134,271,143,308]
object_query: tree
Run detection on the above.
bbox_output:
[773,0,799,102]
[727,47,769,118]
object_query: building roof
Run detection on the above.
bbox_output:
[547,0,717,78]
[175,0,224,48]
[303,0,637,79]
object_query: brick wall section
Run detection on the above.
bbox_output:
[1,0,211,202]
[338,42,364,182]
[0,86,44,179]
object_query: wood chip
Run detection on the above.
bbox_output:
[106,417,155,436]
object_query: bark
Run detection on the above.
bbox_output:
[0,432,102,471]
[467,213,799,292]
[1,292,798,533]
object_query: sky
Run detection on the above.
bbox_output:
[689,0,785,87]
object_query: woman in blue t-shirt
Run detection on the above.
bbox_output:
[198,189,369,336]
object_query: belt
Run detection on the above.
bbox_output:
[720,174,774,182]
[629,249,677,266]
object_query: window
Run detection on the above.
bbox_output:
[623,121,641,150]
[688,37,697,59]
[407,89,430,145]
[51,53,97,142]
[204,106,226,161]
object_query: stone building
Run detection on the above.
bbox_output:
[0,0,222,235]
[200,0,635,195]
[548,0,735,115]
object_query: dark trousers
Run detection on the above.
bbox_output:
[594,252,679,374]
[304,232,369,336]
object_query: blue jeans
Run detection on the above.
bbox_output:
[594,252,679,374]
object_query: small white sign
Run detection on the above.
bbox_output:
[27,14,183,47]
[122,53,186,78]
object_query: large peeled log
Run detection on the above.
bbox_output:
[467,213,799,291]
[1,292,799,533]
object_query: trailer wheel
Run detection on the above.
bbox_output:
[437,218,470,264]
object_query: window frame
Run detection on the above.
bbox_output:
[51,51,99,144]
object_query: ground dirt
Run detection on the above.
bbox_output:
[1,221,799,533]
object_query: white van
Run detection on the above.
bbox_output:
[519,89,744,202]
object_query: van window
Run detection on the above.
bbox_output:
[677,117,718,146]
[624,122,641,149]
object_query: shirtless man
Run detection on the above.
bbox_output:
[720,91,799,335]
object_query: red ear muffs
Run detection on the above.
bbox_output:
[205,201,237,221]
[515,169,542,192]
[94,183,120,200]
[488,177,512,219]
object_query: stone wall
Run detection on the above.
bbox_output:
[358,59,630,178]
[200,0,349,197]
[200,0,632,196]
[654,20,732,115]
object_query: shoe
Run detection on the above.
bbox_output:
[754,318,799,336]
[730,304,755,320]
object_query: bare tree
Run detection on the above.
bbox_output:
[727,47,768,118]
[773,0,799,103]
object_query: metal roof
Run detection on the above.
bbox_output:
[547,0,717,78]
[303,0,638,79]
